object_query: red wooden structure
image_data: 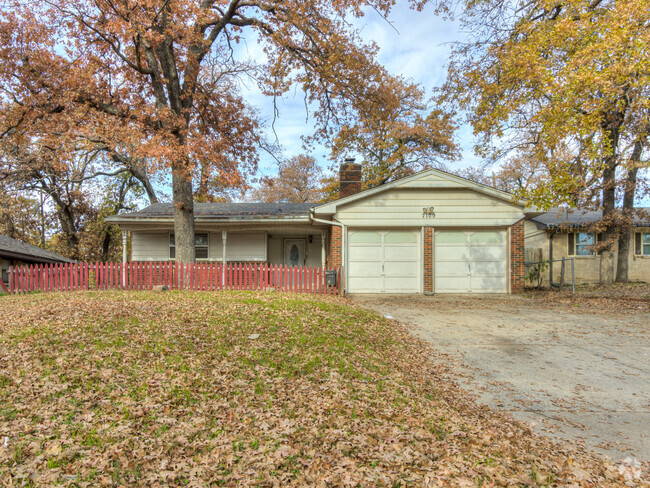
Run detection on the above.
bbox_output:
[4,262,340,295]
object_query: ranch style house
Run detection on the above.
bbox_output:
[525,208,650,285]
[107,160,535,294]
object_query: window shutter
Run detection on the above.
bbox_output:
[567,232,575,256]
[635,232,642,255]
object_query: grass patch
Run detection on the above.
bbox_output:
[0,291,633,486]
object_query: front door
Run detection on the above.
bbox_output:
[284,239,306,267]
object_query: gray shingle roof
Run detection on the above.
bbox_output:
[114,202,315,220]
[0,234,74,263]
[532,207,650,228]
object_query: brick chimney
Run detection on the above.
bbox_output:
[339,157,362,198]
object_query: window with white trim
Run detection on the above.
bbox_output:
[568,232,595,256]
[170,233,209,260]
[635,232,650,256]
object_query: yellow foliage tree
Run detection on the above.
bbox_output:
[441,0,650,283]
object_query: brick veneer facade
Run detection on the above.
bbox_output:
[327,224,342,269]
[510,219,525,293]
[423,227,433,294]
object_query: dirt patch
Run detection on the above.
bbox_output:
[523,282,650,315]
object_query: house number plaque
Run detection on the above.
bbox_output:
[422,207,435,218]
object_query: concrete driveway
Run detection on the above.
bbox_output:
[356,295,650,463]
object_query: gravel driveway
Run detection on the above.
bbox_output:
[356,294,650,463]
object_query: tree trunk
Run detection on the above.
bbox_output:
[599,158,617,286]
[47,190,80,260]
[172,166,195,267]
[599,109,625,285]
[56,208,80,260]
[39,191,46,248]
[615,139,642,282]
[101,228,112,262]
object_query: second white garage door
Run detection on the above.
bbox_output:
[348,230,420,293]
[435,230,508,293]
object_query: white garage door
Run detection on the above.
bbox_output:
[348,230,420,293]
[435,230,507,293]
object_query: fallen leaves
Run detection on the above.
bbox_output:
[0,291,645,486]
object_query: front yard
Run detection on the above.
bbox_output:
[0,292,639,486]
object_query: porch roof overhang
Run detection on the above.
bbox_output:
[106,202,323,230]
[108,217,331,233]
[106,216,313,225]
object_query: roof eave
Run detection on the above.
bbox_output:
[542,222,650,229]
[106,216,312,225]
[0,249,73,263]
[312,168,526,215]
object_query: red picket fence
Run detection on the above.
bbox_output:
[6,262,340,295]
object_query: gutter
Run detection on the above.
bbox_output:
[525,229,547,239]
[105,216,312,224]
[309,209,345,295]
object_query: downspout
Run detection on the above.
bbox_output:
[310,209,346,295]
[549,227,558,286]
[122,230,128,287]
[222,230,227,285]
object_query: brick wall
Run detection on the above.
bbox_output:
[510,219,525,293]
[423,227,433,293]
[327,225,342,269]
[339,161,362,198]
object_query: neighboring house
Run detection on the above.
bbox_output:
[108,160,533,294]
[0,234,74,284]
[525,208,650,284]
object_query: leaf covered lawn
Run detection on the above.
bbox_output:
[0,292,638,487]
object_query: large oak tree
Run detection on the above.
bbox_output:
[1,0,427,264]
[328,76,458,187]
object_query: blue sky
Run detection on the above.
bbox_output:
[236,1,478,182]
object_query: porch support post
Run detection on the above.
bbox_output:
[321,230,326,267]
[122,230,128,287]
[222,230,227,284]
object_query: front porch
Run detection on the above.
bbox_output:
[122,223,330,269]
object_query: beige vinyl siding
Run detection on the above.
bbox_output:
[268,235,324,266]
[268,236,282,264]
[131,232,171,261]
[335,189,524,227]
[398,174,488,189]
[131,230,266,262]
[225,233,266,262]
[207,232,223,261]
